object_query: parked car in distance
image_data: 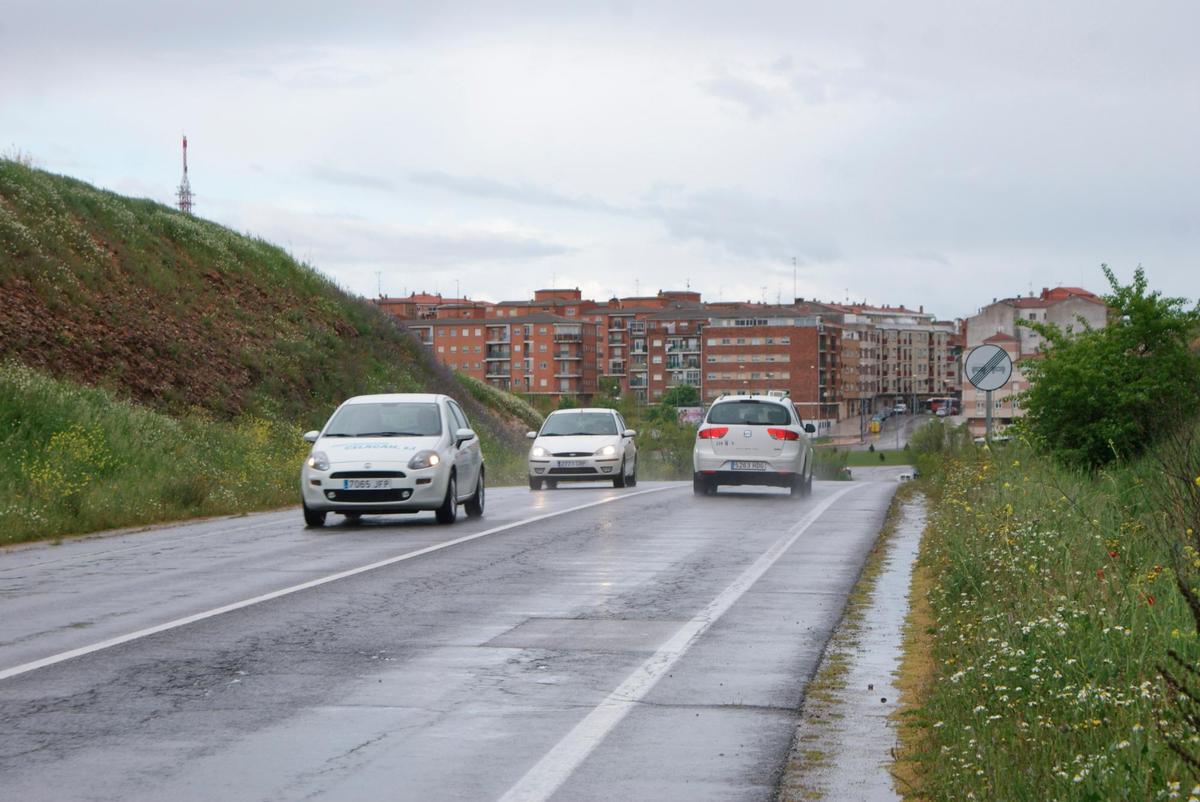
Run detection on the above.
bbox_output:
[692,394,815,498]
[527,408,637,489]
[299,393,484,527]
[893,402,907,414]
[936,406,949,417]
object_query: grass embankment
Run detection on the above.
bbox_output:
[0,362,304,543]
[895,442,1200,800]
[0,160,535,542]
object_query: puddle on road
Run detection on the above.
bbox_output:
[779,495,926,802]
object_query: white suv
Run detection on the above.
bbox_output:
[692,394,815,497]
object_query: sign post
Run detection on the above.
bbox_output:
[963,344,1014,442]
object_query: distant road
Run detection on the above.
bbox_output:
[0,475,901,801]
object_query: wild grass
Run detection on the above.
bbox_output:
[0,362,307,544]
[899,440,1200,800]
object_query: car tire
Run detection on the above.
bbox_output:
[303,502,326,528]
[528,476,543,490]
[545,479,558,489]
[692,473,713,496]
[435,474,458,524]
[627,458,637,487]
[343,513,363,525]
[790,473,805,499]
[465,471,485,518]
[613,458,627,488]
[803,467,814,496]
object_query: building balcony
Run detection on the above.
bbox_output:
[485,348,511,360]
[555,351,582,360]
[629,322,646,335]
[554,371,583,379]
[608,360,626,375]
[629,376,648,388]
[553,329,583,342]
[608,320,627,331]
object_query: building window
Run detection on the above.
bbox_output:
[540,379,548,387]
[474,328,481,336]
[437,346,444,353]
[539,361,547,369]
[652,355,662,364]
[461,328,469,337]
[653,339,662,347]
[450,346,457,353]
[653,373,662,381]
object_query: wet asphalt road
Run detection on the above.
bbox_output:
[0,476,900,801]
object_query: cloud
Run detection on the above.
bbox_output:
[646,190,840,264]
[701,69,785,118]
[409,171,627,215]
[310,164,395,192]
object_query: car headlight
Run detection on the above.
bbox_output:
[306,451,330,471]
[408,450,441,470]
[596,444,617,457]
[531,446,548,458]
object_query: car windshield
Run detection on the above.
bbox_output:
[707,400,790,426]
[323,402,442,437]
[540,412,618,436]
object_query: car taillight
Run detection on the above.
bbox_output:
[767,428,801,440]
[697,427,728,439]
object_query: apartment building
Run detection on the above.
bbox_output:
[962,286,1107,436]
[375,288,958,422]
[420,313,600,397]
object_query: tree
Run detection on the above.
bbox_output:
[661,384,699,408]
[1017,265,1200,469]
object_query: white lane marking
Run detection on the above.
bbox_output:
[0,486,677,682]
[498,482,866,802]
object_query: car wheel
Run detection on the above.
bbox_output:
[528,476,543,490]
[613,458,628,488]
[435,474,458,524]
[303,502,326,528]
[804,466,814,496]
[693,473,712,496]
[343,512,363,524]
[465,471,485,518]
[628,458,637,487]
[789,474,805,499]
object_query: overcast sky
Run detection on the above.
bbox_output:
[3,1,1197,318]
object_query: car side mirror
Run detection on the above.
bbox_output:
[526,431,538,439]
[623,429,637,438]
[804,423,816,434]
[456,428,476,446]
[303,430,320,443]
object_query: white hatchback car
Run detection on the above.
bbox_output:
[300,393,484,526]
[527,408,637,489]
[692,394,816,497]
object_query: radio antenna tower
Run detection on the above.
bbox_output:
[176,135,194,214]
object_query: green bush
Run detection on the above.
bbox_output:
[1018,266,1200,469]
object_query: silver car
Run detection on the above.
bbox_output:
[692,394,815,497]
[300,393,485,526]
[527,408,637,489]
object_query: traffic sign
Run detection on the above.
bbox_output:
[964,344,1013,391]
